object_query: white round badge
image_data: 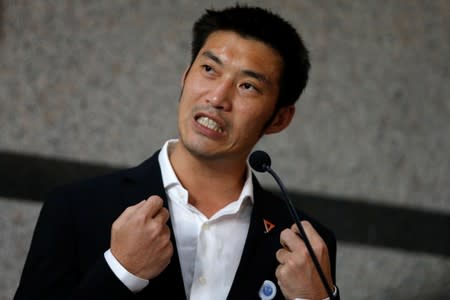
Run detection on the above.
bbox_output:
[258,280,277,300]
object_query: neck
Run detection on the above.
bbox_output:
[169,142,248,217]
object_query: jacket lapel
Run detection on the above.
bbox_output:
[120,151,187,299]
[227,176,285,300]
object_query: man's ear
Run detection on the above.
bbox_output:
[264,105,296,135]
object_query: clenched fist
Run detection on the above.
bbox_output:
[276,221,333,300]
[110,196,173,279]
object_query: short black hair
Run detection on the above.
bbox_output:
[191,5,310,109]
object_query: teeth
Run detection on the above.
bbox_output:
[197,116,223,133]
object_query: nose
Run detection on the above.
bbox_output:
[206,80,232,111]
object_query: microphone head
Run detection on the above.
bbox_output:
[249,150,271,173]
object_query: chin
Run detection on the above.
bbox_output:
[186,144,221,160]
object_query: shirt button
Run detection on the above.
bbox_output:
[198,276,207,285]
[202,223,210,230]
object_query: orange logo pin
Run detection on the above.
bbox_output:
[263,219,275,233]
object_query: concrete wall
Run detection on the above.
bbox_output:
[1,1,449,299]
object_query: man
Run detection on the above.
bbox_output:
[15,5,339,300]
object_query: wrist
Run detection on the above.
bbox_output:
[104,249,149,293]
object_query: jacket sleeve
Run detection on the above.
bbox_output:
[13,189,135,300]
[323,223,339,300]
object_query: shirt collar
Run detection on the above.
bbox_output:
[158,139,254,205]
[158,139,183,190]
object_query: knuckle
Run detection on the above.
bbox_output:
[279,228,289,241]
[276,265,288,279]
[164,226,172,238]
[111,221,120,232]
[313,240,327,255]
[134,212,147,225]
[123,206,134,213]
[152,222,164,235]
[275,249,282,260]
[301,220,312,228]
[161,230,171,245]
[275,265,282,278]
[161,207,170,220]
[167,242,174,256]
[157,209,169,223]
[149,195,163,207]
[285,258,298,269]
[161,242,174,261]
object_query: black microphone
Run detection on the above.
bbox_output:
[249,150,335,299]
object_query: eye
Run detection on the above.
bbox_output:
[240,82,259,92]
[242,83,253,90]
[202,64,214,73]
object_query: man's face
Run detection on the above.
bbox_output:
[177,30,287,162]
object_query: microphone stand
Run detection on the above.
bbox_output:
[263,164,335,299]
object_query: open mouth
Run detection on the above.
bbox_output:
[196,116,224,133]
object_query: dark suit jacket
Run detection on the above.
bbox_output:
[14,151,338,300]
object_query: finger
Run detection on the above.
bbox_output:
[280,228,304,252]
[294,221,330,268]
[141,195,164,218]
[290,222,300,235]
[118,200,147,220]
[275,264,288,287]
[160,225,172,245]
[295,221,326,248]
[153,207,170,225]
[290,221,309,239]
[275,248,290,264]
[275,263,283,280]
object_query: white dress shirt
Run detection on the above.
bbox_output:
[159,139,253,299]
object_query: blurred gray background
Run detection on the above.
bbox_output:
[1,1,449,299]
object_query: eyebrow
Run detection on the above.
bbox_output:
[202,51,223,66]
[201,50,270,85]
[242,70,269,85]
